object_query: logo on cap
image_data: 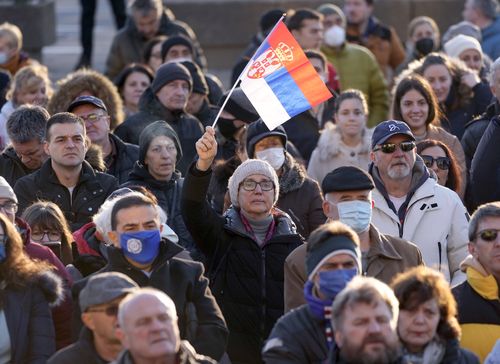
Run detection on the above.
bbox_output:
[389,124,400,132]
[127,238,143,254]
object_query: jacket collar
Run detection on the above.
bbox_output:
[138,87,180,122]
[127,161,181,189]
[316,124,372,160]
[367,225,402,260]
[279,152,306,194]
[38,158,97,186]
[461,256,499,300]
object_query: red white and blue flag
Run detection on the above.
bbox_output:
[239,20,333,130]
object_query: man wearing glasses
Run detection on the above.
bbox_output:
[453,201,500,362]
[182,127,303,364]
[49,272,139,363]
[369,119,469,286]
[68,95,139,184]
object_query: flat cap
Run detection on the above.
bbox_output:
[321,166,374,194]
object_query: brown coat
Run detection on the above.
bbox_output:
[284,224,424,312]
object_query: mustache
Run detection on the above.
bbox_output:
[363,333,388,346]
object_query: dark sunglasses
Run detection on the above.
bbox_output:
[421,155,451,170]
[373,141,416,154]
[476,229,500,242]
[86,304,119,316]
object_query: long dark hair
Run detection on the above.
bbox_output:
[114,63,154,99]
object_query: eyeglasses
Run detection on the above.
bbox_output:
[240,179,274,192]
[421,155,451,170]
[373,141,416,154]
[31,231,62,242]
[0,202,18,214]
[79,113,106,125]
[86,304,119,317]
[476,229,500,242]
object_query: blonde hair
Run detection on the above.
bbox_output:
[6,63,53,105]
[0,22,23,52]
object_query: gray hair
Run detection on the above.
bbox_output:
[472,0,499,20]
[468,201,500,241]
[6,105,49,144]
[489,57,500,86]
[128,0,162,16]
[331,276,399,332]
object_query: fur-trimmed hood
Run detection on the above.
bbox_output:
[35,270,65,307]
[279,152,307,195]
[48,68,124,129]
[314,123,373,161]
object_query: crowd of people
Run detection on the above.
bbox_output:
[0,0,499,363]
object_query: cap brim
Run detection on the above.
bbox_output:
[374,131,415,147]
[68,100,107,113]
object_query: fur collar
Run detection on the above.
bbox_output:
[34,270,65,307]
[279,153,306,194]
[314,124,372,161]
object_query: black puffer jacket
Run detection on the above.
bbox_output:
[122,163,200,260]
[72,240,228,361]
[114,88,204,175]
[14,160,118,231]
[181,163,304,364]
[0,146,35,186]
[107,133,139,183]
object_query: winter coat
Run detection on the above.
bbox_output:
[321,43,389,127]
[370,158,469,286]
[470,116,500,206]
[262,305,328,364]
[346,16,406,84]
[283,224,424,312]
[72,240,228,361]
[105,9,206,80]
[307,124,373,186]
[122,164,200,259]
[0,100,15,150]
[276,153,325,239]
[481,16,500,61]
[453,256,500,363]
[0,145,36,187]
[47,328,107,364]
[181,163,304,364]
[194,100,218,128]
[282,96,336,163]
[111,341,216,364]
[106,133,138,184]
[401,338,479,364]
[3,270,64,363]
[14,159,118,232]
[114,88,203,175]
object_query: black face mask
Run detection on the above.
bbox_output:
[217,117,241,139]
[415,38,435,57]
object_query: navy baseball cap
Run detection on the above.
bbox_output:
[67,95,108,113]
[371,120,415,149]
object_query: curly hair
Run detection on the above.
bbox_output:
[7,63,53,106]
[391,266,461,341]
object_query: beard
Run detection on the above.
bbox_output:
[387,162,411,180]
[339,333,402,364]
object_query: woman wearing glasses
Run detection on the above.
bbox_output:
[391,74,466,199]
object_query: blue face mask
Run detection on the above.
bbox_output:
[336,200,372,233]
[119,230,161,265]
[318,268,358,300]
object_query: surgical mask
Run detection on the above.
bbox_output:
[0,52,8,64]
[217,117,241,139]
[415,38,435,57]
[337,200,372,233]
[256,147,285,170]
[318,268,358,300]
[324,25,346,47]
[120,230,161,265]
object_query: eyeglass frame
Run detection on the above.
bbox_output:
[372,141,416,154]
[78,112,108,125]
[31,230,62,242]
[475,228,500,242]
[85,304,120,317]
[239,179,275,192]
[421,155,451,170]
[0,201,18,214]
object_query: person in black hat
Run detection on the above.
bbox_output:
[68,95,139,184]
[114,62,204,175]
[369,119,469,286]
[283,164,423,312]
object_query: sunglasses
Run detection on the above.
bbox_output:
[86,304,119,316]
[421,155,451,170]
[373,141,416,154]
[476,229,500,242]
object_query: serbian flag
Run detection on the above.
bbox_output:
[239,20,333,130]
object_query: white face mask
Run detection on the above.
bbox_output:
[336,200,372,233]
[324,25,346,48]
[255,147,285,170]
[0,52,8,64]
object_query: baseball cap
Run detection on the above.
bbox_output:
[371,120,415,149]
[67,95,108,113]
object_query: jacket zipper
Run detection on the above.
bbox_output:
[437,242,442,272]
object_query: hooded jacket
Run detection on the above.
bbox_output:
[453,256,500,362]
[105,9,206,80]
[370,158,469,286]
[114,87,204,176]
[181,163,303,364]
[106,133,139,184]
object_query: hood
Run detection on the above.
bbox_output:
[315,124,372,161]
[35,270,65,307]
[15,217,32,246]
[137,87,179,122]
[460,255,499,300]
[279,152,306,195]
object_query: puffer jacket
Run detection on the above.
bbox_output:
[114,87,204,175]
[122,164,200,260]
[4,270,64,363]
[181,163,304,364]
[307,124,373,185]
[276,153,325,239]
[105,9,206,80]
[14,159,118,231]
[106,133,138,183]
[0,145,36,186]
[370,158,469,286]
[72,240,228,361]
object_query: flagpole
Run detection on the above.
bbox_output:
[211,14,286,128]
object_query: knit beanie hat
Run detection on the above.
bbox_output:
[161,35,194,61]
[227,159,280,208]
[180,60,208,95]
[317,3,346,27]
[138,120,183,164]
[306,233,361,280]
[0,177,17,203]
[151,62,192,94]
[246,119,288,158]
[218,88,259,123]
[444,34,483,59]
